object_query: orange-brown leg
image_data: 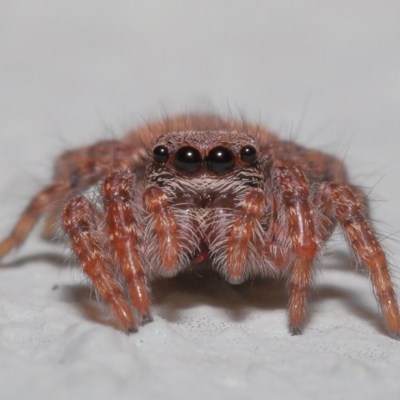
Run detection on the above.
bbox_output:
[63,196,137,332]
[315,182,400,338]
[0,182,69,258]
[103,171,151,323]
[0,140,146,260]
[272,165,318,334]
[42,207,63,240]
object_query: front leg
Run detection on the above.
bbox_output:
[271,165,318,334]
[63,196,137,331]
[102,171,152,325]
[63,170,152,332]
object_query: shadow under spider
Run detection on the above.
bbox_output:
[56,251,384,334]
[0,252,71,269]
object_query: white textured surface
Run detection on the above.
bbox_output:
[1,1,400,399]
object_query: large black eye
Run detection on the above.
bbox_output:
[174,146,202,174]
[240,145,257,164]
[153,145,169,164]
[206,146,235,175]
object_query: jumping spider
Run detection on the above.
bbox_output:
[0,114,399,337]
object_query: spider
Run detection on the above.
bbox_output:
[0,114,399,337]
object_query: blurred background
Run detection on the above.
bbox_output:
[2,1,400,221]
[1,1,400,399]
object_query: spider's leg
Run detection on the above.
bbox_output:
[42,140,147,239]
[0,181,71,259]
[271,164,318,334]
[315,182,400,338]
[42,207,63,240]
[0,140,146,259]
[62,196,137,332]
[103,170,151,323]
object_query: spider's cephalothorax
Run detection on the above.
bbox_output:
[0,114,399,338]
[144,130,269,282]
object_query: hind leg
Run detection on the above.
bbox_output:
[0,140,145,259]
[314,182,400,338]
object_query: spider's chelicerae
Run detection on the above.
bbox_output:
[0,114,399,337]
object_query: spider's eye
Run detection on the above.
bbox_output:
[206,146,235,175]
[174,146,202,174]
[240,145,257,164]
[153,145,169,164]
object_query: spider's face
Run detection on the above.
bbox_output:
[145,131,266,207]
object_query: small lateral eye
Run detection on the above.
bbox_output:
[207,146,235,175]
[153,145,169,164]
[174,146,202,174]
[240,145,257,164]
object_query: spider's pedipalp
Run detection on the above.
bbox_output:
[142,185,199,278]
[225,188,266,282]
[143,185,180,272]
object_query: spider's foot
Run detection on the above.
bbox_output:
[124,313,152,334]
[291,326,303,336]
[389,329,400,340]
[141,312,153,325]
[126,325,139,335]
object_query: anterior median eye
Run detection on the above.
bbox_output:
[174,146,202,174]
[206,146,235,175]
[153,145,169,163]
[240,145,257,164]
